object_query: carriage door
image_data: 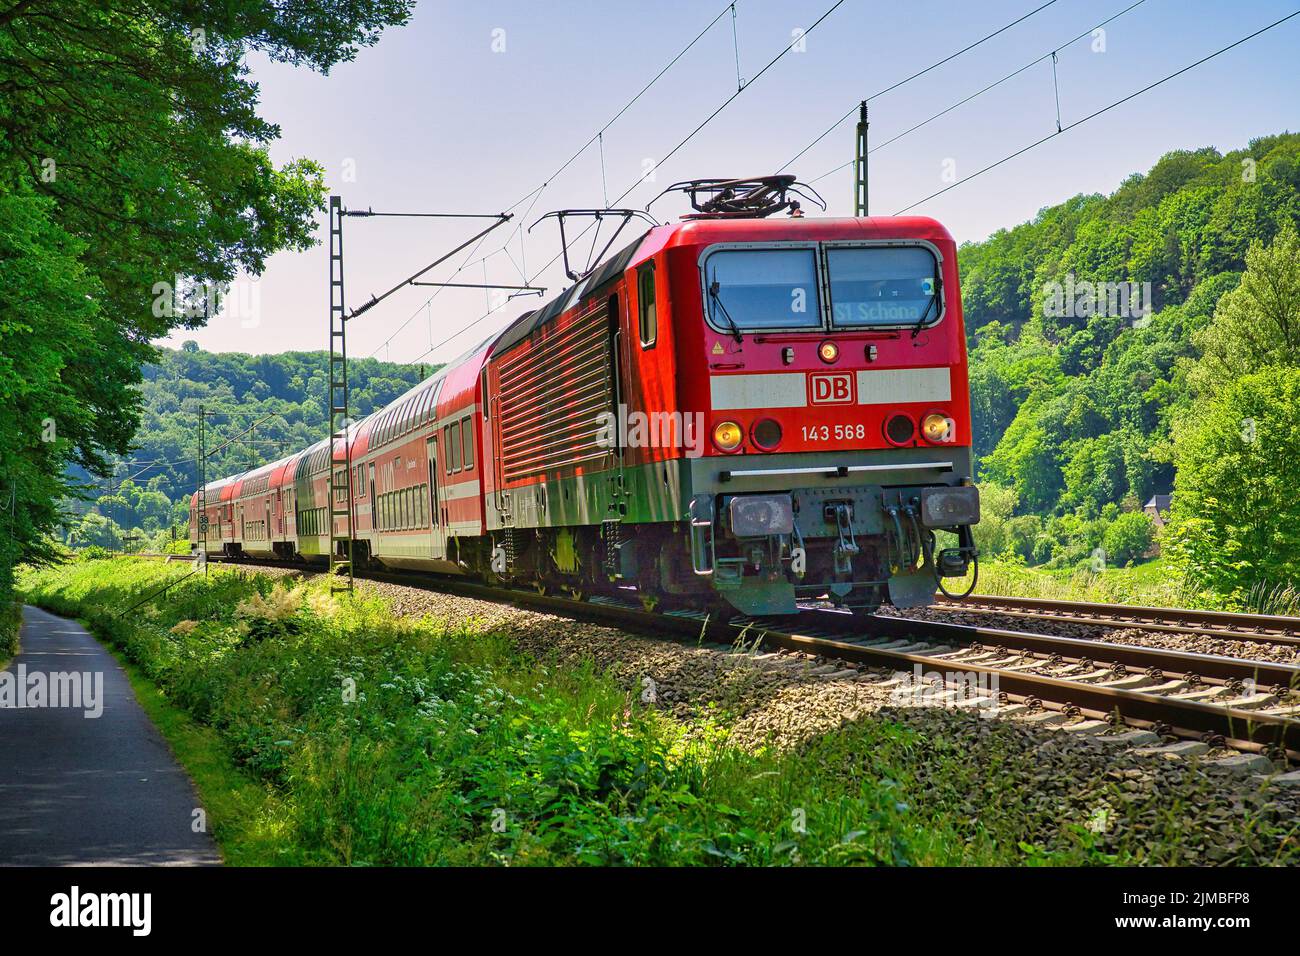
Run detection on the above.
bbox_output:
[276,490,283,537]
[426,436,446,559]
[368,463,377,533]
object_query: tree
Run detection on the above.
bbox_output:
[971,483,1017,557]
[1165,369,1300,597]
[1060,432,1128,517]
[68,513,124,551]
[0,1,415,623]
[1189,222,1300,395]
[1101,511,1155,567]
[959,135,1300,570]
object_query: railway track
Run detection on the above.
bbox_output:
[762,609,1300,763]
[143,552,1300,765]
[930,593,1300,649]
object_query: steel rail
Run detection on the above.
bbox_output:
[932,594,1300,648]
[754,628,1300,758]
[812,611,1300,688]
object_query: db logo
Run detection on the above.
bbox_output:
[809,372,854,405]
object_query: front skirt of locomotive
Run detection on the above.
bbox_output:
[684,446,980,616]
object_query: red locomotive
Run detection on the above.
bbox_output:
[193,177,980,615]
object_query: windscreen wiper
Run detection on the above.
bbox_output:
[709,280,744,343]
[911,272,942,339]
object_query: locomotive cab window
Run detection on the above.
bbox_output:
[704,247,822,332]
[636,262,657,347]
[825,245,942,329]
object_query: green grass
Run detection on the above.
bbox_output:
[954,557,1292,612]
[0,600,19,668]
[967,558,1196,604]
[16,556,1299,866]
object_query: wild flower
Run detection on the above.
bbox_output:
[234,583,302,622]
[305,588,340,620]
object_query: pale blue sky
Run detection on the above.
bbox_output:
[164,0,1300,364]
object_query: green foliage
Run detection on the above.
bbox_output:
[1188,221,1300,396]
[1100,511,1155,568]
[1165,368,1300,598]
[23,558,1299,865]
[970,483,1017,557]
[67,513,125,551]
[63,346,434,536]
[0,188,103,606]
[0,601,18,663]
[0,2,415,631]
[15,560,980,865]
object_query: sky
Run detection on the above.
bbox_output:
[161,0,1300,366]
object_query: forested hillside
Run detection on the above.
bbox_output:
[961,132,1300,601]
[65,346,432,549]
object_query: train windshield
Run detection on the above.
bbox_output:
[826,246,939,328]
[704,248,822,332]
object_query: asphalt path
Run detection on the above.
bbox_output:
[0,605,220,865]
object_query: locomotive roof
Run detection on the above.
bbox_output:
[488,215,952,357]
[194,215,953,496]
[492,232,647,355]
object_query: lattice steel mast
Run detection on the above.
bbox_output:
[327,196,355,594]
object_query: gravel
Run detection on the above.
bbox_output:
[881,605,1300,665]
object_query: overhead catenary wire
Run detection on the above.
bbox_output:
[611,0,847,209]
[501,0,739,216]
[376,0,1213,371]
[780,0,1063,173]
[364,242,509,359]
[806,0,1148,184]
[730,2,744,90]
[103,411,289,495]
[893,7,1300,214]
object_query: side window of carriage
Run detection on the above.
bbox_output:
[637,261,656,348]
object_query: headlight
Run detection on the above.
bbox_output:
[818,340,839,363]
[885,413,915,445]
[713,420,743,451]
[751,418,782,450]
[921,413,954,443]
[729,494,795,537]
[920,486,980,527]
